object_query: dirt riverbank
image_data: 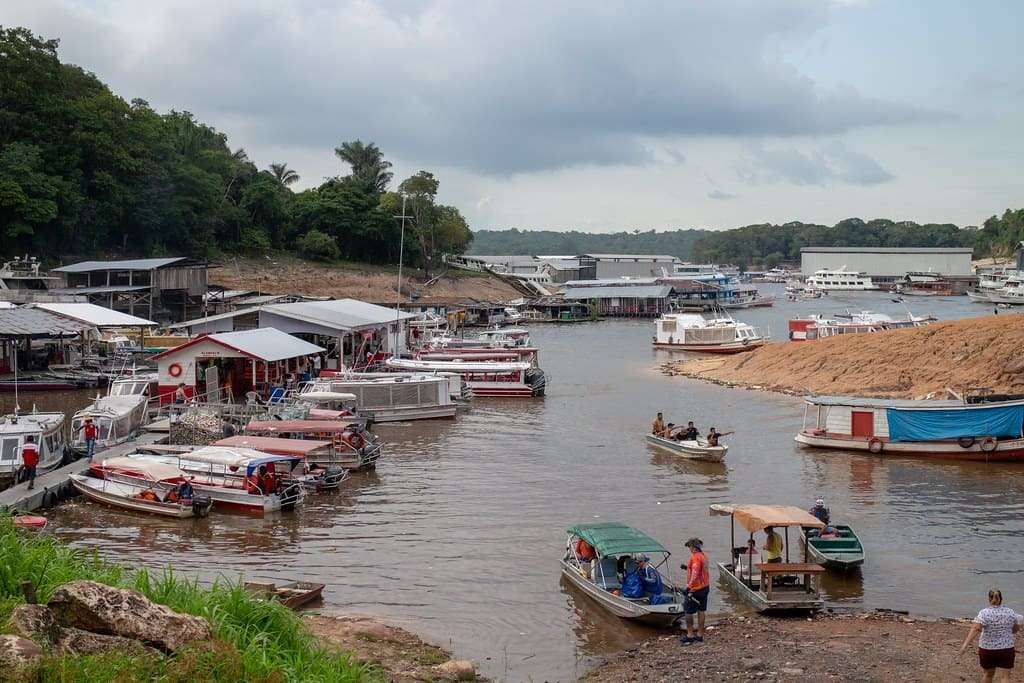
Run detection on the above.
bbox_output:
[661,315,1024,398]
[210,256,522,305]
[585,611,980,682]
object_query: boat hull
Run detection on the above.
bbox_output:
[559,562,683,627]
[645,434,727,462]
[801,527,865,571]
[795,430,1024,462]
[362,405,457,422]
[70,475,200,518]
[716,563,823,613]
[652,339,765,354]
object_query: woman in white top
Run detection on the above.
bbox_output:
[959,589,1022,682]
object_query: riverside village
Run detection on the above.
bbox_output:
[1,8,1024,683]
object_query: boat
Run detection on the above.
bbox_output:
[969,275,1024,305]
[70,459,213,518]
[804,268,875,291]
[242,419,383,470]
[719,283,775,309]
[212,435,350,490]
[0,378,80,392]
[795,393,1024,461]
[969,268,1018,302]
[561,522,686,627]
[385,357,545,397]
[111,448,305,514]
[644,434,727,462]
[652,312,766,353]
[69,394,148,456]
[893,272,957,297]
[801,525,865,571]
[108,370,159,398]
[245,580,325,610]
[712,504,825,613]
[305,371,466,421]
[0,256,61,302]
[787,311,935,341]
[0,411,68,486]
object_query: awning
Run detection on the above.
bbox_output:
[0,308,95,338]
[566,522,668,557]
[887,404,1024,442]
[34,302,157,328]
[214,436,332,457]
[185,445,302,471]
[98,456,187,482]
[151,327,324,362]
[244,419,359,433]
[731,505,824,533]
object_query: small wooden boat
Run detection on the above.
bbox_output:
[561,522,686,627]
[801,525,865,571]
[245,581,325,610]
[645,434,727,462]
[70,463,213,519]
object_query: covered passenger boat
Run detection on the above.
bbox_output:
[385,358,545,397]
[714,504,825,613]
[561,522,685,627]
[0,411,67,485]
[795,394,1024,461]
[213,435,349,490]
[652,313,766,353]
[72,458,213,518]
[243,419,382,470]
[301,372,461,422]
[70,395,148,456]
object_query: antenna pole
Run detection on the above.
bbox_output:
[393,194,412,358]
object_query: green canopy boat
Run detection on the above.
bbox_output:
[801,525,865,571]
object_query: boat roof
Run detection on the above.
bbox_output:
[214,436,332,455]
[725,505,824,532]
[100,456,187,482]
[566,522,669,557]
[297,391,358,402]
[179,445,302,469]
[386,358,531,372]
[804,395,971,409]
[0,412,65,433]
[244,419,359,432]
[73,395,146,418]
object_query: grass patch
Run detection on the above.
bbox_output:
[0,517,379,682]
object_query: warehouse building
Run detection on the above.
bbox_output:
[580,254,680,279]
[800,247,974,287]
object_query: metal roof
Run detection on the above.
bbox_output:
[563,285,671,300]
[34,303,156,328]
[799,247,974,254]
[49,285,150,295]
[0,308,95,337]
[153,327,324,362]
[54,257,189,273]
[581,253,680,261]
[264,299,418,330]
[563,277,661,287]
[804,395,967,409]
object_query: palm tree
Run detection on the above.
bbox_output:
[268,162,299,187]
[334,139,393,192]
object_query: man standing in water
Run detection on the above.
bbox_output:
[681,538,709,645]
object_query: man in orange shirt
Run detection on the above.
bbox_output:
[681,537,710,644]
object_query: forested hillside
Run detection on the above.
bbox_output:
[0,27,471,274]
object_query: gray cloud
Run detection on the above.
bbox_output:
[738,141,893,187]
[3,0,944,177]
[708,189,738,200]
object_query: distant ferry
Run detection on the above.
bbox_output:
[653,312,766,353]
[804,268,874,291]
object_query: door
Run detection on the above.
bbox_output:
[850,411,874,438]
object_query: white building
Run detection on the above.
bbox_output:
[580,254,681,279]
[800,247,974,285]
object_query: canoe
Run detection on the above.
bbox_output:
[245,581,325,610]
[801,525,865,571]
[645,434,727,462]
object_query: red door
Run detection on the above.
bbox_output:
[851,411,874,438]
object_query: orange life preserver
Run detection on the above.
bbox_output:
[346,432,365,450]
[867,438,883,454]
[168,363,183,378]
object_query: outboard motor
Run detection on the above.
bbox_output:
[191,495,214,518]
[279,483,303,511]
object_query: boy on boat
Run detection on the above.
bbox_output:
[681,538,709,645]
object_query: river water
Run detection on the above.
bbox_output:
[24,288,1024,681]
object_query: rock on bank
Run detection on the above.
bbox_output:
[662,315,1024,399]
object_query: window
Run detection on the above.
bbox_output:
[1,438,18,463]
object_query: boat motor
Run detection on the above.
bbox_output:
[191,495,214,518]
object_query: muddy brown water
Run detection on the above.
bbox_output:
[16,290,1024,681]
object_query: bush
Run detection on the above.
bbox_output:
[297,230,340,261]
[240,226,272,254]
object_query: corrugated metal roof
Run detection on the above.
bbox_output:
[207,328,324,361]
[0,308,95,337]
[804,395,966,409]
[34,303,156,327]
[581,254,680,260]
[799,247,974,254]
[563,277,661,287]
[563,285,671,300]
[53,257,188,273]
[263,299,418,330]
[49,285,150,295]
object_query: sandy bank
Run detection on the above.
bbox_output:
[210,256,522,304]
[661,315,1024,398]
[584,611,978,682]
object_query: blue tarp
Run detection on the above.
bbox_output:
[887,405,1024,442]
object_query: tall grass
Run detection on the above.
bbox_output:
[0,517,379,682]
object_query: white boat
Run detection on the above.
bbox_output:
[804,268,875,291]
[108,371,159,398]
[561,522,686,627]
[970,275,1024,305]
[70,459,213,518]
[652,312,766,353]
[300,373,460,422]
[0,411,68,485]
[787,310,935,341]
[644,434,727,462]
[70,395,148,455]
[385,358,545,397]
[427,326,531,350]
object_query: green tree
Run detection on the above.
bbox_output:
[334,139,393,192]
[297,229,340,261]
[268,162,299,187]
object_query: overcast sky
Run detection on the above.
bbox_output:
[4,0,1022,231]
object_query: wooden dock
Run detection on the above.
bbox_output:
[0,431,165,513]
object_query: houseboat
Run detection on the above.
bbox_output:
[652,313,766,353]
[804,268,875,291]
[893,272,957,297]
[0,256,61,302]
[385,357,546,397]
[795,394,1024,461]
[0,411,68,486]
[69,394,149,456]
[787,311,935,341]
[300,372,461,422]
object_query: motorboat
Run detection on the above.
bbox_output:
[801,525,865,571]
[712,504,825,613]
[305,371,466,421]
[644,433,727,462]
[804,268,875,291]
[108,371,159,398]
[969,275,1024,305]
[70,394,148,456]
[652,312,766,353]
[242,419,382,470]
[212,436,350,490]
[787,310,934,341]
[0,411,68,486]
[70,459,213,518]
[795,393,1024,461]
[561,522,686,627]
[385,357,545,397]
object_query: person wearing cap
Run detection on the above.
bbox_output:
[681,538,710,644]
[809,498,830,525]
[75,417,98,461]
[20,435,39,490]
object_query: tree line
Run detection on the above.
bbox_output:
[0,27,472,275]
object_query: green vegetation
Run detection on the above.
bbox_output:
[0,517,376,682]
[0,26,472,269]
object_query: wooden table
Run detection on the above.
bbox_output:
[756,563,826,599]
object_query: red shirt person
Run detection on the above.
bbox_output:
[20,436,39,490]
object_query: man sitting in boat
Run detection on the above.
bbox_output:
[819,524,839,540]
[809,498,830,524]
[680,422,699,441]
[637,556,664,598]
[619,559,645,599]
[652,412,665,436]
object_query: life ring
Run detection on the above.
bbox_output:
[347,432,365,450]
[957,436,976,449]
[168,363,183,378]
[980,437,997,452]
[867,438,883,454]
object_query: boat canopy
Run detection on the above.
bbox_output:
[887,404,1024,442]
[184,446,303,472]
[214,436,332,456]
[297,391,358,403]
[386,358,531,372]
[244,419,358,433]
[566,522,669,557]
[99,456,187,482]
[730,505,824,533]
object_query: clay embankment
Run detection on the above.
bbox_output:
[662,315,1024,399]
[210,256,522,304]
